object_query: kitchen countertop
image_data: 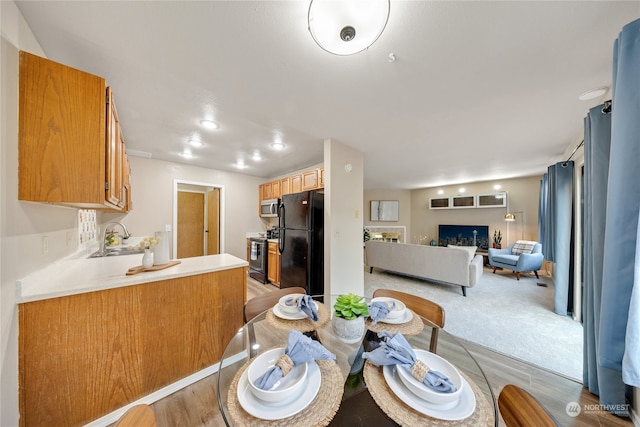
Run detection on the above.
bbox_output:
[17,251,248,304]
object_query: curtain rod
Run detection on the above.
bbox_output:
[563,99,612,165]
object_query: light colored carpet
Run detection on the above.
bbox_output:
[363,266,583,381]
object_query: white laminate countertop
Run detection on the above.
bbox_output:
[17,252,248,304]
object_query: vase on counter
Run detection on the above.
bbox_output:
[142,248,154,269]
[153,231,170,265]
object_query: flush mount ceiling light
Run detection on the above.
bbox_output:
[308,0,390,56]
[200,119,219,129]
[188,139,204,147]
[579,87,607,101]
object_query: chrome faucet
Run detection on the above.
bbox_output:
[99,222,132,255]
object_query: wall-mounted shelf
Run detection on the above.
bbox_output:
[429,192,507,210]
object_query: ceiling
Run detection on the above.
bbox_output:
[14,1,639,190]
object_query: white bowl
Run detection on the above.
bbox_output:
[278,294,305,314]
[247,348,308,403]
[397,349,463,406]
[371,297,406,320]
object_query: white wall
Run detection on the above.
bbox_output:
[324,139,364,298]
[120,156,264,260]
[410,176,542,248]
[363,189,412,241]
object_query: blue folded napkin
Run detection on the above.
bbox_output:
[254,330,336,390]
[362,332,457,393]
[369,300,396,324]
[285,294,319,321]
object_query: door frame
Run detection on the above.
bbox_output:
[172,179,225,258]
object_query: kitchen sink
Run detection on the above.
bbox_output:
[88,247,145,258]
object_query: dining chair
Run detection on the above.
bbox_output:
[114,404,157,427]
[498,384,560,427]
[244,286,307,357]
[372,289,445,353]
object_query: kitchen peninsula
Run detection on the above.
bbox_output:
[16,252,248,427]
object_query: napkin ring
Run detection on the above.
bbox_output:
[410,360,430,382]
[275,354,294,376]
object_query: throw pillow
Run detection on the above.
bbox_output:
[512,240,537,255]
[447,245,477,263]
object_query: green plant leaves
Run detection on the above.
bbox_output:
[333,293,369,319]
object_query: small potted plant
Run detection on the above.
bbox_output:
[332,293,370,343]
[493,230,502,249]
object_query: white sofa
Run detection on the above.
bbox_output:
[364,241,484,296]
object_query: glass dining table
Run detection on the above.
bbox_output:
[217,297,498,426]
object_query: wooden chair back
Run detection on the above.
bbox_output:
[498,384,560,427]
[114,404,156,427]
[243,286,307,322]
[372,289,445,353]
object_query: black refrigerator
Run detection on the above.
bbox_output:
[277,191,324,296]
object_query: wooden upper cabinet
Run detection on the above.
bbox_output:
[280,177,291,196]
[271,180,281,199]
[291,174,302,194]
[302,169,319,190]
[318,168,324,188]
[260,183,273,201]
[18,51,130,211]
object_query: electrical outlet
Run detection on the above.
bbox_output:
[42,236,49,254]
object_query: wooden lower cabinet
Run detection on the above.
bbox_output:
[267,241,280,286]
[18,267,246,427]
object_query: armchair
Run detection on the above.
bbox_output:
[488,241,543,280]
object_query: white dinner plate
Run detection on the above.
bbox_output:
[378,309,413,325]
[382,365,476,421]
[237,361,321,420]
[272,302,318,320]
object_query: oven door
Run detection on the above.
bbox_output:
[249,239,265,271]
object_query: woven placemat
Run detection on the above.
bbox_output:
[265,302,331,332]
[365,309,424,336]
[227,359,344,427]
[363,361,493,427]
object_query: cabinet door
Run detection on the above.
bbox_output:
[261,183,273,200]
[318,168,324,188]
[291,174,302,194]
[271,180,281,199]
[106,88,124,207]
[280,177,291,196]
[302,170,318,190]
[268,242,280,285]
[19,51,108,206]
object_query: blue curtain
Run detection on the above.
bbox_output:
[601,18,640,390]
[582,18,640,415]
[541,162,574,315]
[582,104,622,405]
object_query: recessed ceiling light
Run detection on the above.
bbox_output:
[188,139,204,147]
[180,152,194,159]
[235,161,248,169]
[579,87,607,101]
[252,153,262,161]
[200,119,219,129]
[271,141,285,150]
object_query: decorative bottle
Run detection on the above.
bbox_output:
[142,248,154,269]
[153,231,170,265]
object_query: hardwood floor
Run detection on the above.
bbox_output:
[148,275,633,427]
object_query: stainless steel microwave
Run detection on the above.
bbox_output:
[260,198,279,218]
